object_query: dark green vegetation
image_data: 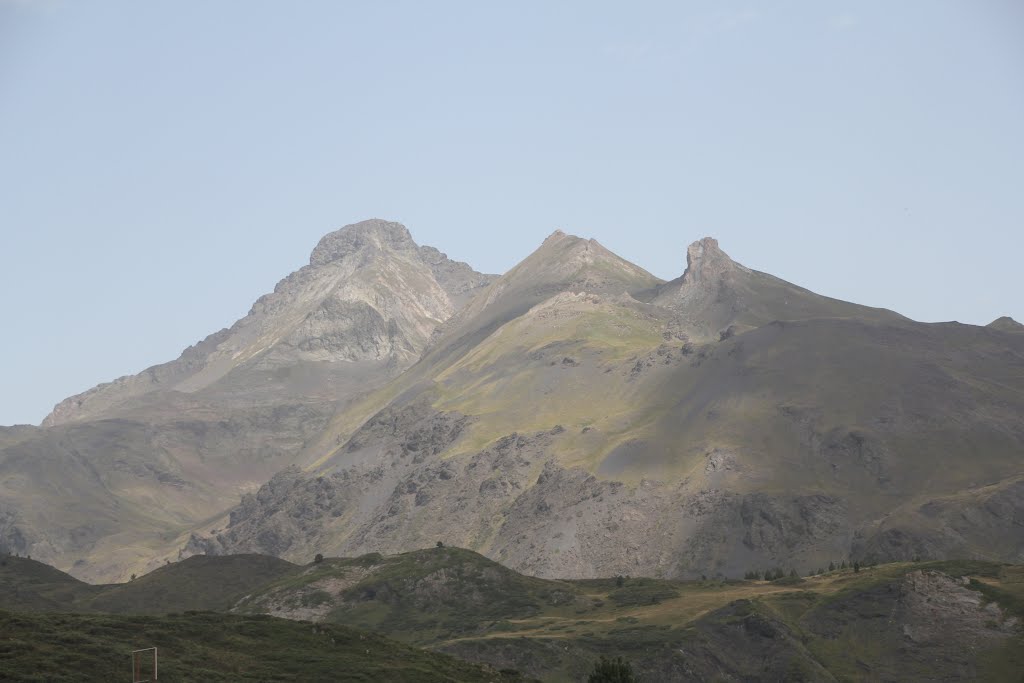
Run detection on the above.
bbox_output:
[587,656,637,682]
[0,610,524,682]
[234,547,581,641]
[0,554,296,614]
[3,548,1024,681]
[6,548,1024,679]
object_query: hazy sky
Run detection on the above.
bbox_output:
[1,1,1022,426]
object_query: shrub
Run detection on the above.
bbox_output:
[588,655,637,683]
[314,553,324,564]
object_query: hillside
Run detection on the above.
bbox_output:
[0,554,297,615]
[188,231,1024,580]
[6,548,1020,682]
[0,609,524,682]
[223,547,1024,681]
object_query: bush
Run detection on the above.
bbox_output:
[436,541,444,548]
[588,655,637,683]
[314,553,324,564]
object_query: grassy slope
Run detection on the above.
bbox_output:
[0,610,523,682]
[87,554,298,614]
[420,308,1024,565]
[236,548,581,641]
[0,555,297,615]
[304,231,665,471]
[243,548,1024,683]
[4,549,1022,681]
[233,548,1024,682]
[439,560,1024,681]
[0,556,99,613]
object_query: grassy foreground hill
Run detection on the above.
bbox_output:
[0,554,297,614]
[2,547,1023,681]
[0,610,524,682]
[233,548,1024,681]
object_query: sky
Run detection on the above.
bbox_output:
[1,1,1022,426]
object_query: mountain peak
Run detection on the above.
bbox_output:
[987,316,1024,333]
[518,230,654,290]
[309,219,414,266]
[681,236,739,287]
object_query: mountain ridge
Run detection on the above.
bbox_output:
[4,220,1022,587]
[175,225,1024,583]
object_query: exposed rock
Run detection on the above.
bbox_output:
[43,219,488,427]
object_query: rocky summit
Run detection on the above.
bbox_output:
[2,220,1023,588]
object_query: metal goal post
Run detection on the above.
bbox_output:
[130,647,157,682]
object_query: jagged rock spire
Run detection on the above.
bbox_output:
[681,237,740,287]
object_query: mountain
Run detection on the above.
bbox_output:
[0,220,493,581]
[185,230,1024,582]
[5,221,1023,585]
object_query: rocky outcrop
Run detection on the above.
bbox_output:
[803,569,1018,680]
[185,400,858,579]
[651,237,903,340]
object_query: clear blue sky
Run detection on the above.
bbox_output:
[1,1,1022,426]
